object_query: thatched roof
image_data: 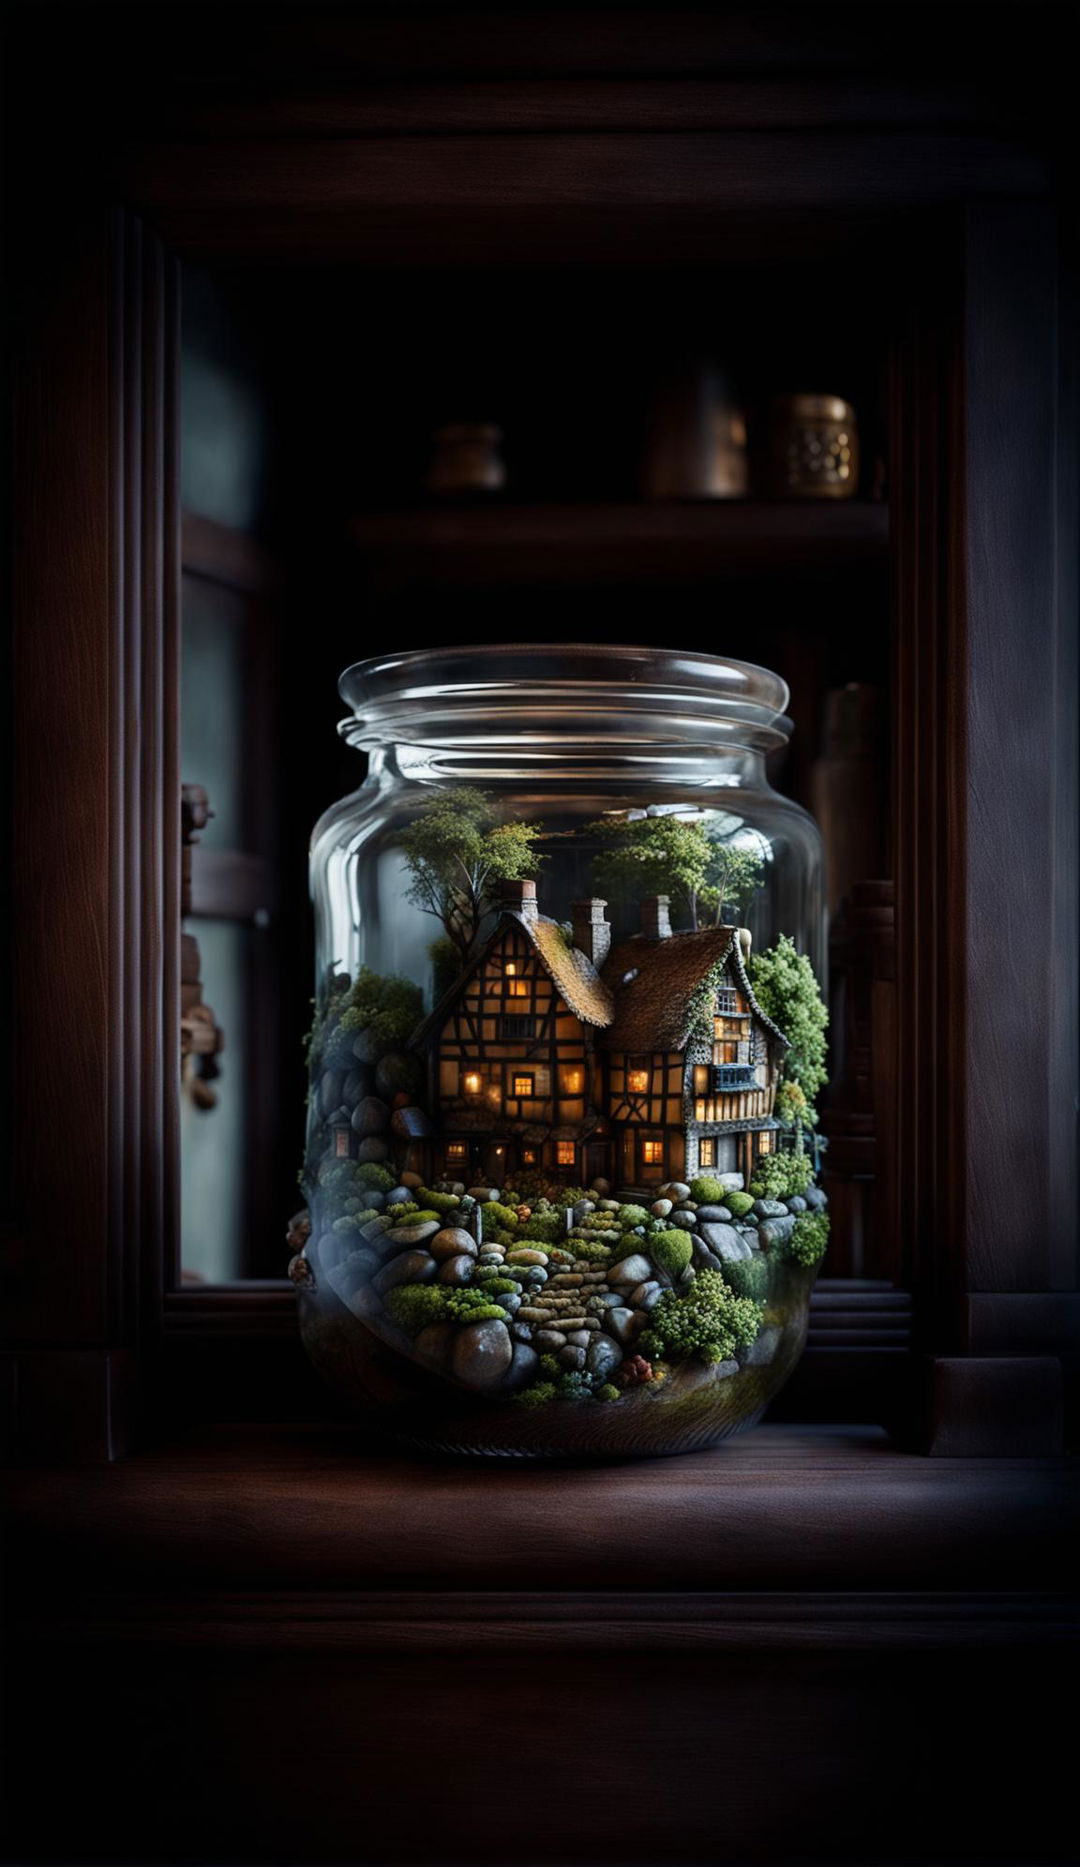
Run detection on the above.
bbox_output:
[598,925,737,1052]
[511,912,614,1027]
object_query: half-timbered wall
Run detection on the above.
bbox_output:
[605,1050,684,1127]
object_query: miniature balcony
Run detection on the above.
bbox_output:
[711,1063,756,1091]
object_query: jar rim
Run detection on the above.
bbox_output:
[338,644,792,756]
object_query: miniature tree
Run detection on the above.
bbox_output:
[699,841,765,927]
[748,933,829,1111]
[589,814,713,929]
[774,1078,819,1155]
[401,787,545,969]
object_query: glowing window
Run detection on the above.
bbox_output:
[699,1137,716,1168]
[522,1148,538,1165]
[512,1073,534,1098]
[334,1129,351,1158]
[446,1142,467,1164]
[641,1137,664,1166]
[695,1098,706,1121]
[627,1065,649,1094]
[556,1140,575,1166]
[505,962,516,975]
[507,977,529,996]
[461,1070,483,1096]
[560,1065,584,1095]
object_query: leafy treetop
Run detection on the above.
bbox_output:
[588,813,763,931]
[748,934,828,1109]
[400,788,545,969]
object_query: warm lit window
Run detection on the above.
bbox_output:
[446,1142,467,1164]
[559,1065,584,1095]
[507,977,529,996]
[693,1064,709,1094]
[556,1140,575,1166]
[695,1098,707,1121]
[641,1137,664,1166]
[512,1073,534,1098]
[461,1069,483,1097]
[627,1062,649,1093]
[758,1133,773,1156]
[699,1137,716,1167]
[522,1147,537,1165]
[505,962,516,975]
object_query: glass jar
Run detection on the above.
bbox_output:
[291,645,828,1458]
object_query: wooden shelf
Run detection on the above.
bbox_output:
[351,499,889,588]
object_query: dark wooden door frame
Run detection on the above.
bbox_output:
[4,118,1076,1458]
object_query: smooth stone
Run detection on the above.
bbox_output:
[754,1198,788,1219]
[384,1186,413,1207]
[400,1170,424,1189]
[717,1172,745,1191]
[605,1306,637,1345]
[650,1198,673,1218]
[499,1293,521,1315]
[360,1214,394,1242]
[599,1290,624,1308]
[511,1321,534,1342]
[710,1358,741,1379]
[586,1335,623,1381]
[360,1188,385,1212]
[355,1136,389,1164]
[350,1030,380,1064]
[452,1318,513,1391]
[450,1182,466,1197]
[742,1324,781,1367]
[699,1222,753,1262]
[572,1200,592,1223]
[314,1230,350,1273]
[803,1184,829,1212]
[344,1283,383,1323]
[759,1215,796,1252]
[374,1051,422,1100]
[607,1253,653,1286]
[391,1104,434,1139]
[535,1328,567,1350]
[318,1070,345,1118]
[667,1211,696,1230]
[559,1345,587,1371]
[436,1253,476,1286]
[430,1227,478,1261]
[665,1181,691,1202]
[351,1094,390,1137]
[564,1329,590,1348]
[506,1247,548,1264]
[599,1198,621,1212]
[414,1322,455,1371]
[785,1195,808,1214]
[590,1178,612,1197]
[695,1204,732,1223]
[384,1219,440,1248]
[325,1247,379,1297]
[468,1187,498,1202]
[743,1211,760,1227]
[373,1249,437,1294]
[629,1280,662,1310]
[504,1343,540,1391]
[341,1065,374,1104]
[673,1202,698,1215]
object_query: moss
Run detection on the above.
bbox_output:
[689,1175,725,1204]
[723,1190,754,1219]
[484,1201,519,1232]
[596,1383,622,1402]
[518,1212,566,1245]
[354,1161,396,1193]
[383,1284,508,1334]
[397,1208,439,1224]
[568,1241,612,1264]
[648,1229,693,1279]
[617,1203,650,1228]
[720,1255,769,1303]
[538,1354,561,1377]
[513,1382,559,1408]
[476,1276,518,1295]
[747,1151,813,1201]
[784,1209,830,1266]
[416,1187,462,1215]
[639,1269,762,1367]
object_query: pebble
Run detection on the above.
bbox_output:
[506,1248,549,1265]
[572,1200,594,1222]
[511,1321,534,1342]
[550,1272,584,1287]
[559,1345,587,1371]
[391,1104,433,1139]
[360,1213,393,1242]
[374,1052,420,1100]
[662,1181,691,1203]
[717,1172,745,1192]
[374,1249,437,1294]
[355,1136,389,1164]
[607,1253,653,1287]
[564,1330,590,1348]
[667,1211,696,1231]
[500,1293,521,1315]
[400,1170,424,1189]
[535,1328,567,1350]
[785,1196,807,1214]
[350,1029,379,1064]
[758,1215,796,1252]
[413,1322,455,1371]
[586,1335,623,1381]
[599,1198,621,1212]
[351,1095,390,1137]
[430,1226,478,1261]
[699,1222,753,1263]
[385,1219,440,1248]
[505,1343,540,1391]
[467,1187,498,1202]
[803,1184,829,1212]
[452,1318,513,1391]
[518,1306,549,1324]
[741,1324,781,1367]
[384,1185,413,1208]
[318,1070,346,1118]
[695,1204,732,1223]
[344,1283,382,1323]
[324,1250,376,1300]
[754,1198,789,1219]
[436,1253,476,1286]
[629,1280,662,1310]
[650,1198,673,1218]
[606,1306,638,1345]
[590,1178,612,1197]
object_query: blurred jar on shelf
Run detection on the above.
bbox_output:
[641,359,748,500]
[769,394,859,498]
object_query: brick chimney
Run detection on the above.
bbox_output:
[571,898,611,968]
[640,894,672,939]
[500,877,539,922]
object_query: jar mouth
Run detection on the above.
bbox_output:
[338,644,792,756]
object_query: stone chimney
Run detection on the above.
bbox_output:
[640,894,672,939]
[500,877,539,922]
[571,898,611,968]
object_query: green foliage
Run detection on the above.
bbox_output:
[332,966,424,1052]
[479,1276,518,1295]
[617,1203,650,1228]
[483,1201,519,1232]
[384,1284,509,1334]
[775,1078,818,1141]
[538,1354,561,1377]
[518,1212,565,1245]
[648,1229,693,1279]
[596,1383,622,1402]
[387,1202,419,1221]
[785,1210,830,1267]
[400,787,545,968]
[569,1240,612,1264]
[724,1189,754,1219]
[427,933,461,1002]
[639,1269,762,1366]
[514,1382,559,1408]
[698,842,765,927]
[748,1150,813,1201]
[354,1161,396,1192]
[416,1187,461,1215]
[749,934,829,1109]
[588,813,713,931]
[721,1255,770,1303]
[689,1175,724,1204]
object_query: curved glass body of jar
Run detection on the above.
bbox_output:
[294,646,827,1458]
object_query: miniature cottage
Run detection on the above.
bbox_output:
[414,879,789,1191]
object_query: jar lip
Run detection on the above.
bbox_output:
[338,644,792,754]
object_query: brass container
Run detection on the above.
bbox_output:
[770,394,859,498]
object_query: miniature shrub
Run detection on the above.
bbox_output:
[570,1241,612,1264]
[514,1382,559,1408]
[724,1190,754,1219]
[477,1276,518,1295]
[556,1370,596,1400]
[484,1201,519,1232]
[538,1354,561,1377]
[384,1285,508,1334]
[785,1210,830,1267]
[417,1187,461,1215]
[689,1175,725,1204]
[640,1269,762,1367]
[748,1151,813,1201]
[522,1212,566,1245]
[334,966,424,1052]
[596,1383,622,1402]
[648,1229,693,1279]
[721,1255,769,1303]
[354,1161,396,1193]
[617,1203,650,1229]
[748,935,828,1107]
